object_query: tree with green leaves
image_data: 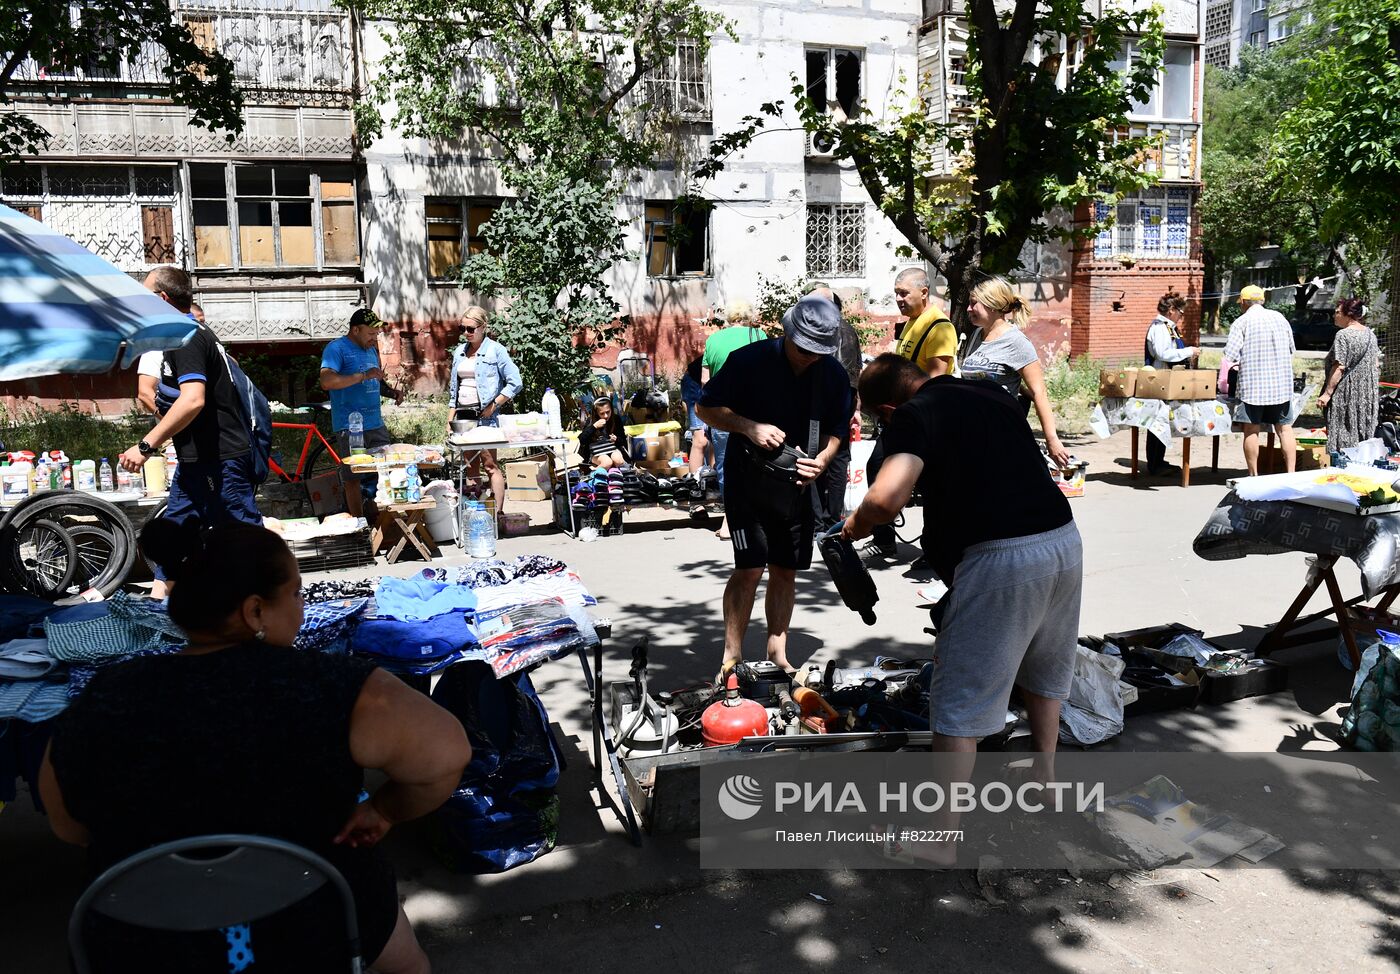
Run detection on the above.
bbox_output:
[0,2,243,161]
[697,0,1163,329]
[1272,0,1400,329]
[352,0,729,408]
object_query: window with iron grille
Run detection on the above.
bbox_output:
[806,204,866,277]
[646,41,710,121]
[426,198,502,281]
[1094,188,1193,260]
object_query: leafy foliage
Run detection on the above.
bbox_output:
[352,0,730,407]
[697,0,1163,325]
[1272,0,1400,304]
[0,1,244,161]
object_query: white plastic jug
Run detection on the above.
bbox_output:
[541,388,562,436]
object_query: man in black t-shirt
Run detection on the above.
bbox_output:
[842,354,1081,760]
[119,266,261,591]
[698,297,849,677]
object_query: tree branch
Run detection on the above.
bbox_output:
[848,138,948,271]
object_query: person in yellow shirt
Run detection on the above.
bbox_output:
[892,267,956,377]
[866,267,955,560]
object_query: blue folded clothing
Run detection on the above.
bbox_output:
[373,576,478,621]
[351,610,479,663]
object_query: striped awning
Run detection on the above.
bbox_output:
[0,204,198,381]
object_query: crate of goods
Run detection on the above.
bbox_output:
[1134,368,1171,400]
[1199,658,1290,705]
[287,527,373,573]
[1099,367,1139,398]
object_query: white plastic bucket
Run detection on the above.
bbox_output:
[425,492,459,542]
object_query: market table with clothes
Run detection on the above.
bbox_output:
[0,553,643,855]
[1092,387,1315,487]
[1193,477,1400,666]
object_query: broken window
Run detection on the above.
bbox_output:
[141,206,176,264]
[426,198,501,280]
[644,199,711,277]
[191,163,358,270]
[805,48,862,119]
[806,204,865,277]
[647,41,710,120]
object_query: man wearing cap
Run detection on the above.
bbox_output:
[320,308,404,501]
[1220,285,1296,475]
[697,297,850,678]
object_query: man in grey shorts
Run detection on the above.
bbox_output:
[841,354,1082,755]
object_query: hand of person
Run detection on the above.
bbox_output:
[480,401,497,420]
[840,516,864,543]
[795,456,826,486]
[391,388,404,405]
[333,797,393,849]
[1045,436,1071,469]
[363,367,384,382]
[1317,392,1331,409]
[1217,372,1231,395]
[747,422,786,450]
[592,417,606,429]
[118,446,145,473]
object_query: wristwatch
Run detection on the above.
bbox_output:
[137,440,155,457]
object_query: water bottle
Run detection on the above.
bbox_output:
[116,465,132,492]
[405,463,421,502]
[466,501,497,559]
[348,410,364,453]
[33,455,49,492]
[541,388,561,436]
[99,458,114,492]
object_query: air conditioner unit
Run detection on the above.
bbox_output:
[806,129,838,160]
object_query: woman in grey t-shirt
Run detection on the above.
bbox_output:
[961,276,1070,467]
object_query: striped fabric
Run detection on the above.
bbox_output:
[0,204,198,380]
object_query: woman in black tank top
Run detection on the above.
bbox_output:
[41,519,470,973]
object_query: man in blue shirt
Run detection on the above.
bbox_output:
[320,309,403,501]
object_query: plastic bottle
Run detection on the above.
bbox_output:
[142,455,164,494]
[33,455,49,493]
[99,458,114,492]
[405,463,421,503]
[4,461,32,503]
[116,464,133,492]
[75,460,97,492]
[541,388,561,436]
[348,410,365,453]
[466,501,497,559]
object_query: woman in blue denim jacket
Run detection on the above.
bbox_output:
[448,306,523,515]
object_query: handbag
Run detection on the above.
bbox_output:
[736,342,824,521]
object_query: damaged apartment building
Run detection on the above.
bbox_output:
[2,0,1204,413]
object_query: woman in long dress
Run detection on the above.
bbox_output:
[1317,297,1379,452]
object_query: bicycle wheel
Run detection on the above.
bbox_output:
[139,499,169,577]
[0,492,137,596]
[65,523,129,596]
[302,438,338,480]
[4,517,78,600]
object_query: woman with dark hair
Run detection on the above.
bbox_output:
[39,519,470,973]
[577,396,629,469]
[1317,297,1379,452]
[1143,289,1199,475]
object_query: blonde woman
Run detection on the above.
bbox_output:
[961,276,1071,467]
[447,306,523,515]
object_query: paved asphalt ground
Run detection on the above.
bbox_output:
[4,427,1398,972]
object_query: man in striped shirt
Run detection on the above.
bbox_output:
[1220,285,1297,475]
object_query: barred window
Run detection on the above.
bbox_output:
[806,204,865,277]
[1093,188,1193,260]
[646,41,710,121]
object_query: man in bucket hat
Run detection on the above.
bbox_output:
[698,297,850,680]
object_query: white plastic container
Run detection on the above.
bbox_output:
[541,387,562,436]
[466,501,497,559]
[3,462,32,503]
[75,460,97,492]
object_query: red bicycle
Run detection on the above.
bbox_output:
[269,421,342,484]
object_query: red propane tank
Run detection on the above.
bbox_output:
[702,674,770,746]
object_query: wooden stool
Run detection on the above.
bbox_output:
[371,501,439,564]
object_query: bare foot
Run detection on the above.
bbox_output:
[715,519,730,540]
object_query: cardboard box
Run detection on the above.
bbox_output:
[1164,369,1218,401]
[505,459,551,492]
[629,430,681,463]
[1259,445,1330,473]
[1134,369,1171,400]
[1099,367,1139,398]
[305,473,348,517]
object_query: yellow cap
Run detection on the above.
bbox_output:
[1239,285,1266,303]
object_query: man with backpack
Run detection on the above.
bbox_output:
[697,296,849,679]
[120,266,268,594]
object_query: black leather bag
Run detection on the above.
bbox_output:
[737,440,805,521]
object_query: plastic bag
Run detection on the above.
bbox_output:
[429,663,565,872]
[1341,643,1400,751]
[1059,645,1126,745]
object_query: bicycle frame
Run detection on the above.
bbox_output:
[269,422,342,483]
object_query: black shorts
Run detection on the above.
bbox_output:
[726,477,815,570]
[1241,401,1289,425]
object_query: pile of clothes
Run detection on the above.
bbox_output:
[350,555,599,678]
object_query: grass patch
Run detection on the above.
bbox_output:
[1041,354,1108,435]
[0,402,147,463]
